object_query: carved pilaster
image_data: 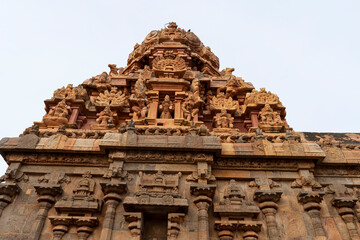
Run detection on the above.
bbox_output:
[49,216,98,240]
[215,180,261,239]
[49,217,71,240]
[215,221,237,240]
[32,184,62,240]
[191,184,216,240]
[332,197,359,240]
[168,213,185,240]
[297,190,326,238]
[292,170,327,239]
[125,212,143,240]
[100,181,127,240]
[239,222,262,240]
[254,190,282,240]
[0,183,20,217]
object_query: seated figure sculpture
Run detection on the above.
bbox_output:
[42,99,69,127]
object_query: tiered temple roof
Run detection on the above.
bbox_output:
[25,22,290,141]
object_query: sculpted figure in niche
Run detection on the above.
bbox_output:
[214,108,234,128]
[182,95,199,122]
[130,77,149,120]
[159,95,173,119]
[96,105,114,127]
[130,97,148,120]
[43,99,69,126]
[204,90,213,114]
[259,104,283,126]
[48,99,68,118]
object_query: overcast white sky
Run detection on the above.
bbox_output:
[0,0,359,174]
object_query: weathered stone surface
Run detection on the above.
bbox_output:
[0,22,359,240]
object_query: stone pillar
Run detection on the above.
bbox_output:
[250,111,259,128]
[254,190,282,240]
[194,197,212,240]
[298,191,326,239]
[190,184,216,240]
[100,181,127,240]
[332,197,360,240]
[174,91,186,122]
[147,90,159,120]
[125,212,143,240]
[68,107,80,124]
[168,213,185,240]
[0,183,20,217]
[31,184,62,240]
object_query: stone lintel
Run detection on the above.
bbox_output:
[214,204,260,219]
[123,196,188,213]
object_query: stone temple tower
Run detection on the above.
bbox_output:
[0,22,360,240]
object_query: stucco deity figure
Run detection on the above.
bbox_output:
[182,96,199,122]
[214,108,234,128]
[258,104,285,132]
[159,95,173,119]
[48,99,68,118]
[42,99,69,127]
[260,104,283,126]
[96,87,126,107]
[108,64,124,77]
[130,77,149,120]
[96,106,114,127]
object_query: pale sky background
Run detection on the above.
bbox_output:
[0,1,359,174]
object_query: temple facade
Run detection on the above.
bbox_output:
[0,22,360,240]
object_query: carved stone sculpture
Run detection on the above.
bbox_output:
[152,50,187,78]
[96,87,126,107]
[214,180,261,240]
[159,95,173,119]
[129,78,148,121]
[42,99,69,127]
[92,105,117,129]
[53,84,88,101]
[214,108,234,128]
[258,104,285,132]
[108,64,124,77]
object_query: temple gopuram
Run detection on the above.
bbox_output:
[1,22,360,240]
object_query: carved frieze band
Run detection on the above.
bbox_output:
[215,158,298,170]
[111,151,213,163]
[6,153,108,166]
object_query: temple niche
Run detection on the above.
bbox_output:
[1,22,360,240]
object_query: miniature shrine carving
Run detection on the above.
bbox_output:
[1,22,359,240]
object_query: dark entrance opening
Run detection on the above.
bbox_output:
[143,213,168,240]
